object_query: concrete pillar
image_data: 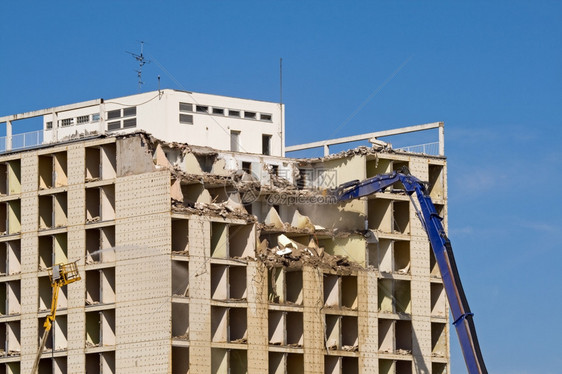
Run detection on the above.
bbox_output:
[438,122,445,156]
[66,144,87,373]
[19,152,39,373]
[246,261,269,373]
[6,120,12,150]
[99,102,106,133]
[324,144,330,156]
[188,218,212,373]
[358,270,379,373]
[51,109,58,144]
[302,266,324,374]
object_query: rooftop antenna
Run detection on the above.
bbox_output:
[158,75,163,99]
[126,41,151,91]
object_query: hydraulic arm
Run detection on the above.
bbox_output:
[31,262,81,374]
[335,169,487,374]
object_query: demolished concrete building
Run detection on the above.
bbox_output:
[0,90,449,373]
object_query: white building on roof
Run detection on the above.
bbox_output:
[2,89,285,157]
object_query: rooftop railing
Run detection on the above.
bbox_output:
[285,122,445,157]
[395,142,439,156]
[0,130,44,153]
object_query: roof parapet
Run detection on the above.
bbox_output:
[285,122,444,156]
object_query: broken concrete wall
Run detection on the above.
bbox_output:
[116,135,155,176]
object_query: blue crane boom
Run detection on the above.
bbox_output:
[335,169,487,374]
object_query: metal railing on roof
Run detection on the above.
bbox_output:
[0,130,44,153]
[285,122,445,156]
[395,142,439,156]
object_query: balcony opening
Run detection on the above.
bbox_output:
[172,260,189,297]
[286,269,303,304]
[378,319,394,353]
[286,312,303,347]
[395,320,412,353]
[324,356,341,374]
[171,218,189,255]
[323,274,339,307]
[268,311,283,345]
[172,347,190,374]
[172,303,189,340]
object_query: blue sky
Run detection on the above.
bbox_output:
[1,1,561,372]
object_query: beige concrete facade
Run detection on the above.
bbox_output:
[0,130,449,374]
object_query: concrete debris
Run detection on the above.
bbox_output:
[257,234,362,273]
[342,345,359,352]
[154,143,173,169]
[170,179,184,201]
[365,229,378,244]
[396,263,411,274]
[262,207,327,234]
[276,248,292,256]
[286,343,303,348]
[136,132,412,272]
[269,173,297,189]
[176,172,233,186]
[369,138,392,151]
[172,199,254,221]
[264,207,284,230]
[291,210,316,231]
[278,234,297,249]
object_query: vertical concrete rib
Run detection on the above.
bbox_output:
[115,171,171,374]
[246,260,269,373]
[358,270,378,373]
[67,144,86,373]
[409,158,433,372]
[302,266,324,374]
[188,218,212,373]
[19,152,39,373]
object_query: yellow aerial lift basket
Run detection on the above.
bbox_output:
[31,261,81,374]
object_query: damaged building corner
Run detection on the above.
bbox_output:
[0,89,448,374]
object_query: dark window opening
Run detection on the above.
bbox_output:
[123,118,136,128]
[212,108,224,115]
[107,110,121,120]
[244,111,256,119]
[179,102,193,112]
[179,114,193,124]
[242,162,251,174]
[271,165,279,176]
[230,131,240,152]
[196,105,209,113]
[296,168,310,190]
[46,122,53,129]
[123,107,136,117]
[228,110,240,118]
[261,113,272,121]
[107,121,121,131]
[262,134,272,156]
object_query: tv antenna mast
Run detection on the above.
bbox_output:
[127,41,151,91]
